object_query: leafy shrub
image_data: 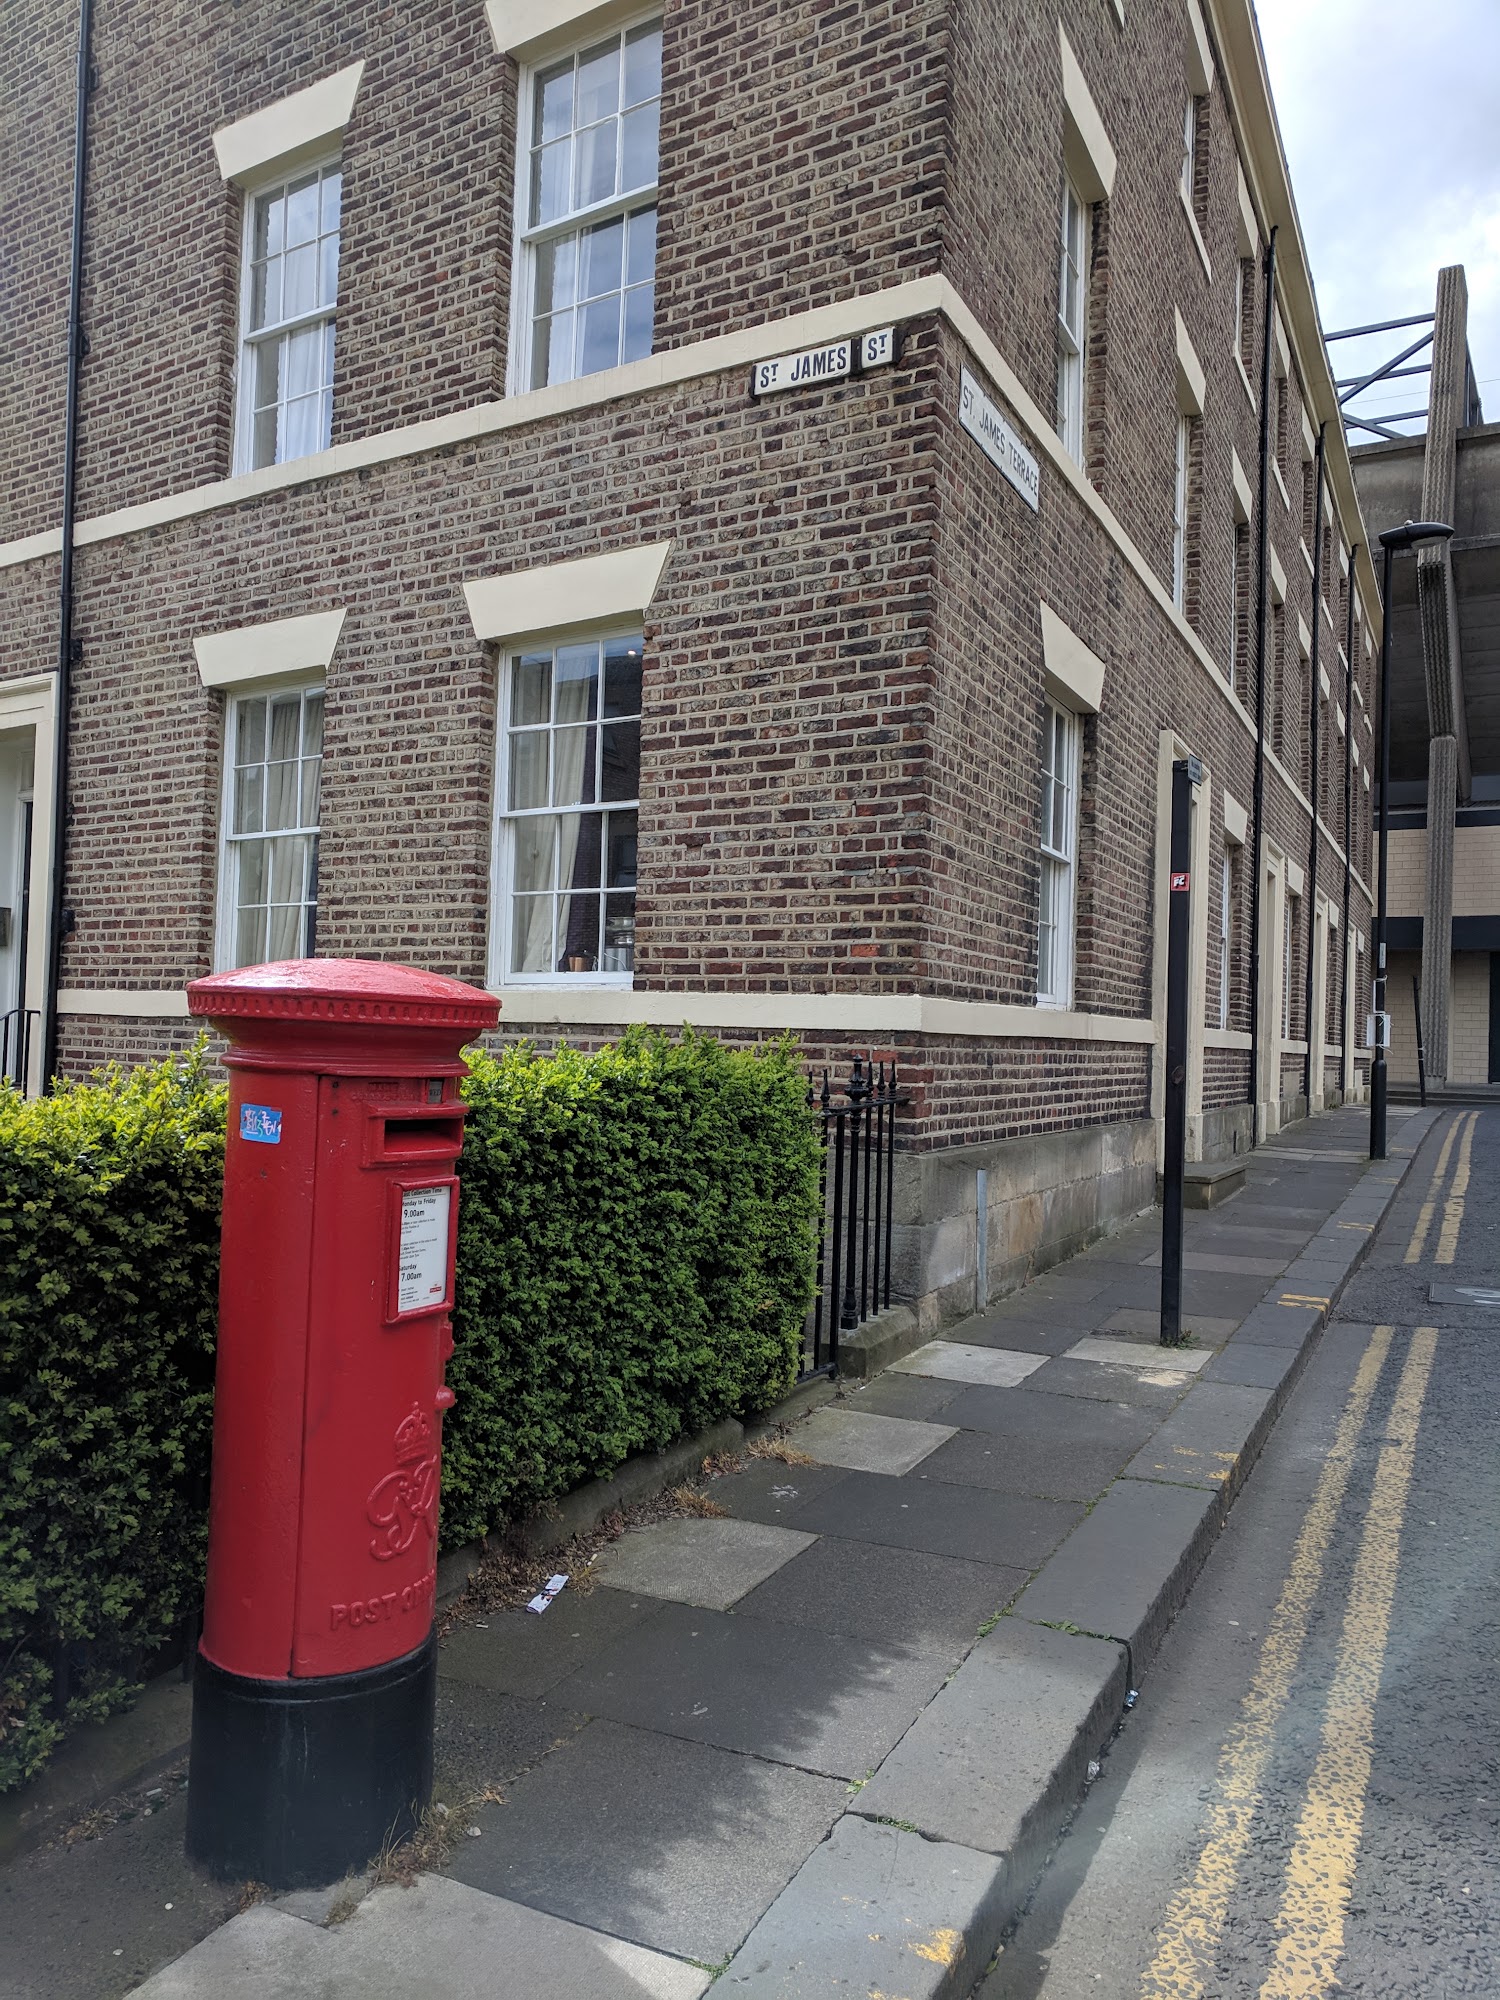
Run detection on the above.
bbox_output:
[0,1049,226,1792]
[0,1028,820,1791]
[443,1028,822,1545]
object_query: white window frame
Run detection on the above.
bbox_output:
[1219,851,1232,1028]
[1037,699,1081,1008]
[507,12,662,398]
[233,156,342,476]
[489,627,642,988]
[215,679,324,972]
[1055,171,1087,463]
[1282,895,1295,1039]
[1172,412,1191,607]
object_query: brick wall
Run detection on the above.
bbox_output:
[1385,826,1428,916]
[8,0,1377,1172]
[1449,951,1491,1084]
[1453,824,1500,916]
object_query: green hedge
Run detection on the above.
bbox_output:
[0,1049,225,1791]
[0,1028,820,1792]
[444,1029,822,1544]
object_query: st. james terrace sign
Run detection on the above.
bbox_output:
[958,367,1041,510]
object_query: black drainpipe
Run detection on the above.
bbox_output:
[1302,421,1326,1112]
[1340,546,1358,1097]
[41,0,94,1090]
[1247,224,1277,1141]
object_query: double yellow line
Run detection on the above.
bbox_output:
[1404,1109,1478,1267]
[1138,1322,1439,2000]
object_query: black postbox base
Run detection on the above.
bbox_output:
[185,1632,436,1889]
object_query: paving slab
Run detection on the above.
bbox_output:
[128,1907,330,1998]
[1199,1340,1302,1391]
[0,1782,237,2000]
[893,1341,1048,1388]
[940,1314,1083,1354]
[1021,1357,1191,1408]
[587,1517,817,1610]
[1102,1307,1238,1342]
[1064,1335,1213,1376]
[1011,1477,1221,1668]
[972,1294,1113,1333]
[135,1872,716,2000]
[788,1468,1085,1568]
[734,1536,1025,1655]
[1121,1381,1274,1494]
[439,1586,657,1700]
[1188,1223,1314,1248]
[933,1383,1160,1448]
[794,1406,956,1475]
[720,1814,1006,1999]
[549,1600,950,1779]
[855,1619,1126,1857]
[448,1719,844,1964]
[707,1457,853,1526]
[135,1876,714,1999]
[916,1428,1136,1503]
[1229,1301,1323,1347]
[1139,1250,1288,1275]
[842,1371,964,1420]
[433,1679,589,1798]
[1020,1270,1114,1301]
[1280,1259,1354,1294]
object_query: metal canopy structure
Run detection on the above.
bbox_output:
[1328,310,1482,442]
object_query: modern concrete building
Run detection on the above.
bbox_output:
[2,0,1382,1325]
[1346,267,1499,1094]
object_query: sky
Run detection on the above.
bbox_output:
[1253,0,1500,436]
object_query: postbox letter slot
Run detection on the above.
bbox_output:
[375,1113,466,1163]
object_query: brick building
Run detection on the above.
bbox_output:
[1,0,1381,1324]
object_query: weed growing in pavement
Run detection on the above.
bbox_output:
[372,1788,506,1889]
[666,1484,729,1518]
[746,1435,815,1467]
[324,1880,368,1927]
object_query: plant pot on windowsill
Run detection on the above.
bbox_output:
[565,955,591,973]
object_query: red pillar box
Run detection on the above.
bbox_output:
[184,959,498,1888]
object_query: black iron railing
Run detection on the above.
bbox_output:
[2,1006,39,1088]
[802,1055,904,1378]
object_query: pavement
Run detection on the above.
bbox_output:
[0,1103,1435,1999]
[982,1102,1500,1998]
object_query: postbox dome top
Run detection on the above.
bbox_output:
[188,959,500,1040]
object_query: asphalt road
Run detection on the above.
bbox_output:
[981,1105,1500,2000]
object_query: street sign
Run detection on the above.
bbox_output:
[750,328,897,397]
[958,368,1040,510]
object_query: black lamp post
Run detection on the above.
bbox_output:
[1370,518,1454,1158]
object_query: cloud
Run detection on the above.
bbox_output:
[1254,0,1500,415]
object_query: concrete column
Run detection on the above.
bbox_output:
[1416,265,1471,798]
[1421,735,1457,1083]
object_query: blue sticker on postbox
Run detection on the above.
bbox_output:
[240,1104,283,1145]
